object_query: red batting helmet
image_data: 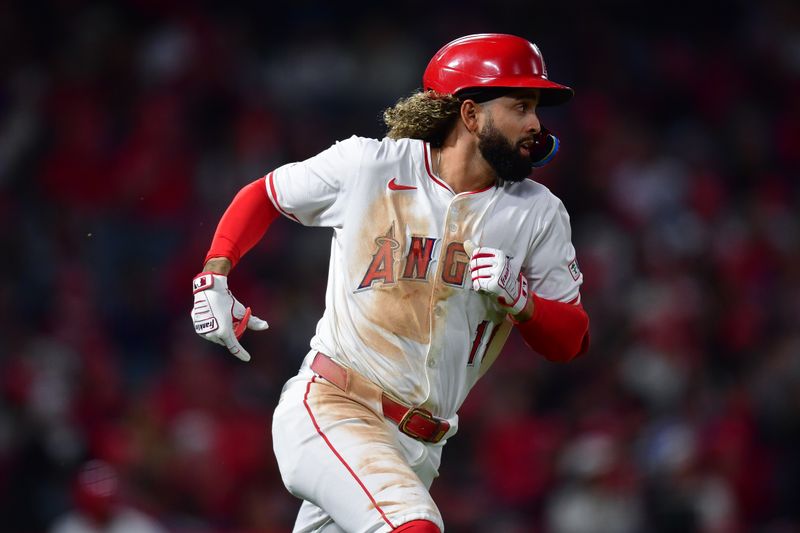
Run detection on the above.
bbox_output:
[423,33,573,106]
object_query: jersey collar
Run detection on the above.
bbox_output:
[422,142,496,196]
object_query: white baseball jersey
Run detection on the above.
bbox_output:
[266,135,582,427]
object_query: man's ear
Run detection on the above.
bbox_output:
[460,100,481,134]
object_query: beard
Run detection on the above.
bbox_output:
[477,118,534,183]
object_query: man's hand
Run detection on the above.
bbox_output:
[464,240,529,316]
[190,272,269,362]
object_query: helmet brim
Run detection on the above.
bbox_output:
[538,85,574,107]
[486,76,574,106]
[429,71,574,106]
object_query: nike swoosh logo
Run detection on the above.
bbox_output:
[388,178,417,191]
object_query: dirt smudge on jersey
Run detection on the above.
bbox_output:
[353,191,436,348]
[365,283,432,345]
[355,184,433,263]
[356,324,404,361]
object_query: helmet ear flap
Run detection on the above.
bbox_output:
[530,128,560,168]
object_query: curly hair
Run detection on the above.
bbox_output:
[383,90,462,148]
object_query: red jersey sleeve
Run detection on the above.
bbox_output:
[515,294,590,362]
[204,176,279,268]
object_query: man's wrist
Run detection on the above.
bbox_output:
[510,294,535,322]
[203,257,232,276]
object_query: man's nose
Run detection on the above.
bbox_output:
[526,113,541,134]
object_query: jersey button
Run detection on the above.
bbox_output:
[434,305,444,317]
[449,223,458,233]
[427,359,437,368]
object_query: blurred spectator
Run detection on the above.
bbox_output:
[546,432,643,533]
[49,460,166,533]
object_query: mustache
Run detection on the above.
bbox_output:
[516,131,548,148]
[516,137,536,147]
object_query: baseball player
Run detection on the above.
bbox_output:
[191,34,589,532]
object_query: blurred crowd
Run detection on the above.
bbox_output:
[1,1,798,532]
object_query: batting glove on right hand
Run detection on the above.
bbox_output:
[191,272,269,362]
[464,240,529,316]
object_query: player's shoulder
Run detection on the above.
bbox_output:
[500,178,565,211]
[332,135,415,156]
[327,136,419,173]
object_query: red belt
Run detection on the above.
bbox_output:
[310,352,450,444]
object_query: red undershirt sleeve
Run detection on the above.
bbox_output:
[204,176,279,268]
[515,294,590,362]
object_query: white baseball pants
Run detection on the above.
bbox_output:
[272,358,445,533]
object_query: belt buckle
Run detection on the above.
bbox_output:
[398,407,447,443]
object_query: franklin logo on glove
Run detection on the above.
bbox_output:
[194,318,218,333]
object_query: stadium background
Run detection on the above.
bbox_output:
[1,1,798,531]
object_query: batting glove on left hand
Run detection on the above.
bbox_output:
[191,272,269,362]
[464,240,529,316]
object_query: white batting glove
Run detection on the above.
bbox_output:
[190,272,269,362]
[463,240,529,316]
